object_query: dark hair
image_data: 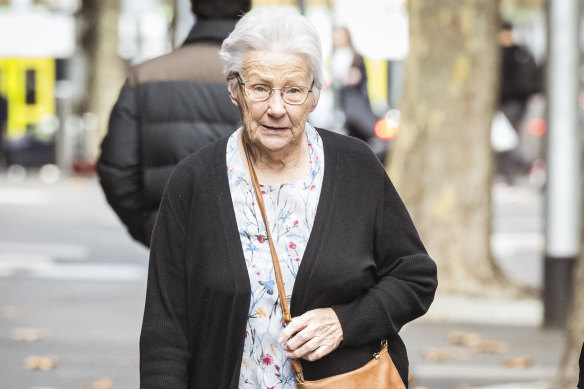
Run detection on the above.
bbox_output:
[190,0,251,19]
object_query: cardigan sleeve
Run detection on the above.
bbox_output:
[140,162,192,388]
[331,174,438,348]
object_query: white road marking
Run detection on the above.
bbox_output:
[0,189,55,204]
[0,242,144,281]
[0,241,89,260]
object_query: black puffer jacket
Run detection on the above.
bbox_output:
[97,19,240,247]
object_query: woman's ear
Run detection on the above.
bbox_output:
[227,80,239,107]
[309,89,320,113]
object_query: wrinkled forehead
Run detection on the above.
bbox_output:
[241,49,311,85]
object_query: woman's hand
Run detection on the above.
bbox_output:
[278,308,343,361]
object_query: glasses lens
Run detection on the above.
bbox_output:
[282,86,307,105]
[246,82,270,101]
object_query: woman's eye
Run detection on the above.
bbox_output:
[287,87,301,94]
[253,85,269,93]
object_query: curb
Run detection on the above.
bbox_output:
[422,294,542,326]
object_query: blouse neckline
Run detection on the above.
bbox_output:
[217,127,339,315]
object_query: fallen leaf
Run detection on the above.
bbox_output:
[3,305,24,318]
[408,372,418,387]
[448,331,482,347]
[12,328,45,342]
[474,340,508,354]
[91,378,114,389]
[503,356,533,369]
[25,355,59,371]
[423,347,472,362]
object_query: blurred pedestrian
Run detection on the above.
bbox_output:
[97,0,251,247]
[495,22,541,185]
[0,92,7,165]
[140,7,437,388]
[332,25,380,143]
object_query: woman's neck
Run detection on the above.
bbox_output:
[239,131,310,185]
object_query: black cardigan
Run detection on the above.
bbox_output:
[140,129,438,388]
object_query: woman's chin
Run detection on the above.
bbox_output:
[258,140,291,154]
[253,134,294,153]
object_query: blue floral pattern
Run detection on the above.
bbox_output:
[227,124,324,389]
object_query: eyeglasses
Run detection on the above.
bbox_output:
[236,74,313,105]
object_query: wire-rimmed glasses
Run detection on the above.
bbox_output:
[236,74,313,105]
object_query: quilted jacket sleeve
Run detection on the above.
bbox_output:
[97,78,153,247]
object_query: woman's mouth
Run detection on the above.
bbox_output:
[261,124,287,131]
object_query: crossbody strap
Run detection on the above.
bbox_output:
[243,144,305,380]
[244,147,292,324]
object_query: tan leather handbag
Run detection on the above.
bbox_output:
[244,146,407,389]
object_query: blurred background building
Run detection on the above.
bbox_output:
[0,0,545,178]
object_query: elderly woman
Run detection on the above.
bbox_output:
[140,7,437,389]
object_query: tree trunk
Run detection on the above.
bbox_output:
[555,200,584,386]
[387,0,510,295]
[555,250,584,388]
[81,0,126,162]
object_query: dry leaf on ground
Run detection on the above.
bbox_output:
[449,331,509,354]
[448,331,483,347]
[503,356,534,368]
[3,305,24,319]
[91,378,114,389]
[473,340,508,354]
[423,347,472,362]
[12,328,45,342]
[408,373,419,387]
[25,355,59,371]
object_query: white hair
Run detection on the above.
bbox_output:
[219,7,324,96]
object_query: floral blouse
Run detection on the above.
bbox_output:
[226,124,324,389]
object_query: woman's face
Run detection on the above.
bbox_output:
[228,50,318,156]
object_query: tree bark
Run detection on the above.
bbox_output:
[81,0,126,162]
[555,196,584,386]
[555,253,584,387]
[387,0,509,294]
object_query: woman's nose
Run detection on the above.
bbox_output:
[267,91,286,116]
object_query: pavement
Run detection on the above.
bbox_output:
[0,169,567,389]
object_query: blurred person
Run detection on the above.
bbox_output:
[140,7,437,388]
[97,0,251,247]
[332,27,380,138]
[0,92,6,165]
[495,22,541,185]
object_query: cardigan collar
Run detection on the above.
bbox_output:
[211,128,340,317]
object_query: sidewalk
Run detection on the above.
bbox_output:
[0,172,565,389]
[403,182,564,389]
[404,302,562,389]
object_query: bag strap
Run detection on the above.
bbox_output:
[243,144,306,380]
[244,147,292,324]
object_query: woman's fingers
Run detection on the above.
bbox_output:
[278,315,309,345]
[278,308,343,361]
